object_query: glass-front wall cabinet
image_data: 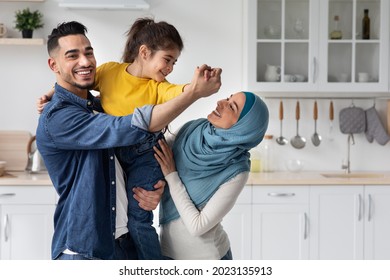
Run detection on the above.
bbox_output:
[245,0,389,93]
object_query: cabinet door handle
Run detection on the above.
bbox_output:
[304,212,308,240]
[267,192,295,197]
[4,214,9,242]
[358,194,362,221]
[368,194,372,222]
[0,193,16,198]
[312,57,317,83]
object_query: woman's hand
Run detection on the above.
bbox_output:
[133,180,165,211]
[153,139,177,177]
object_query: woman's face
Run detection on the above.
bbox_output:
[207,92,246,129]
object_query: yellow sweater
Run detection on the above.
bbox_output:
[95,62,185,116]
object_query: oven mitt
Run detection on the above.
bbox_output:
[365,106,390,145]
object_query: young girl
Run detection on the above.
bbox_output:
[39,18,221,260]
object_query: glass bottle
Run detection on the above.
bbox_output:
[260,134,274,172]
[250,147,262,173]
[362,9,370,40]
[330,15,342,40]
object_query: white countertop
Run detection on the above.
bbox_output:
[0,171,52,186]
[2,171,390,186]
[248,171,390,185]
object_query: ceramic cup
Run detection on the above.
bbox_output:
[284,74,296,82]
[0,23,7,38]
[294,74,305,82]
[339,73,349,82]
[358,72,370,82]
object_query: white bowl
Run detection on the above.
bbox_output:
[285,159,304,172]
[0,161,6,176]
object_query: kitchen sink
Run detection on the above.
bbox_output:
[321,173,385,179]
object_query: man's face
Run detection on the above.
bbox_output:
[48,34,96,96]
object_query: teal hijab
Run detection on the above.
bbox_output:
[159,92,269,224]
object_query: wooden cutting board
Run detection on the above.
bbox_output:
[0,131,32,171]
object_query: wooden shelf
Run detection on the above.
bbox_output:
[0,38,44,45]
[0,1,44,2]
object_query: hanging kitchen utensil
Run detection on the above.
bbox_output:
[328,100,334,141]
[291,101,306,149]
[276,100,288,145]
[311,101,321,146]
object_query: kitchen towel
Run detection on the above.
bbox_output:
[365,106,390,145]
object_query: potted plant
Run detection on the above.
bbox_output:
[14,8,44,38]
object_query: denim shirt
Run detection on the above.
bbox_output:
[36,84,153,260]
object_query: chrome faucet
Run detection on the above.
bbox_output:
[341,134,355,173]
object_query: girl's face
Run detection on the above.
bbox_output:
[144,48,181,82]
[207,92,246,129]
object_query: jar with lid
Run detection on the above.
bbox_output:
[260,134,274,172]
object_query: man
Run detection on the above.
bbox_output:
[36,21,221,260]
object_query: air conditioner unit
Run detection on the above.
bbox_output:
[57,0,150,10]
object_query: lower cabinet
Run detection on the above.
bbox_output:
[223,184,390,260]
[0,186,56,260]
[310,186,364,259]
[310,185,390,260]
[221,186,252,260]
[251,186,309,260]
[364,186,390,260]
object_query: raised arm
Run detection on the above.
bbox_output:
[148,64,222,132]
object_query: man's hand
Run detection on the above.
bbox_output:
[133,180,165,211]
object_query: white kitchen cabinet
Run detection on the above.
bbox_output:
[363,186,390,260]
[222,186,252,260]
[244,0,389,93]
[310,185,364,259]
[310,185,390,260]
[0,186,56,260]
[252,186,309,259]
[222,204,252,260]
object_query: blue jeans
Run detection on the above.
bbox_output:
[221,248,233,260]
[115,132,164,260]
[56,233,138,260]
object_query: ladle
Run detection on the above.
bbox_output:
[276,100,288,145]
[328,101,334,141]
[290,101,306,149]
[311,101,322,146]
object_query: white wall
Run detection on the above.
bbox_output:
[0,0,389,172]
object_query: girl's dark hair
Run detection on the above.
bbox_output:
[122,17,184,63]
[47,21,88,55]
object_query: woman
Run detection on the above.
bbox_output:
[151,91,269,259]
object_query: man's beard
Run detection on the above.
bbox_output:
[72,81,94,90]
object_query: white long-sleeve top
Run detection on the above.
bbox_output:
[160,170,249,260]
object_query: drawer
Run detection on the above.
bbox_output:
[0,186,57,205]
[253,186,309,204]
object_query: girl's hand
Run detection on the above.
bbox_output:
[153,139,176,177]
[133,180,165,211]
[37,88,55,114]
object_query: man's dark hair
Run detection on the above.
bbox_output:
[47,21,88,55]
